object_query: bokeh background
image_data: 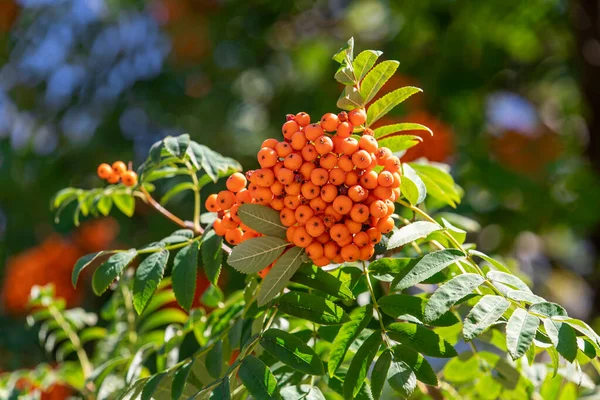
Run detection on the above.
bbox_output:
[2,0,600,382]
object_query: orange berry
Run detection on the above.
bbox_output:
[257,147,278,168]
[332,135,345,154]
[332,195,353,215]
[276,168,295,185]
[299,162,317,180]
[107,172,120,184]
[332,254,343,264]
[359,135,378,153]
[391,187,401,202]
[360,170,379,189]
[217,190,236,210]
[225,228,244,245]
[367,155,378,171]
[345,219,362,234]
[230,205,241,222]
[280,208,297,227]
[273,161,284,176]
[375,147,392,165]
[286,226,298,243]
[97,163,113,179]
[242,230,261,242]
[364,194,378,206]
[301,144,318,161]
[350,204,370,223]
[284,195,301,210]
[262,138,278,148]
[341,137,359,155]
[316,232,330,244]
[301,182,320,200]
[384,156,401,172]
[366,227,382,244]
[310,168,329,186]
[254,169,276,187]
[352,150,372,169]
[391,172,401,188]
[205,194,219,212]
[374,186,393,201]
[226,172,247,192]
[337,235,353,247]
[324,241,340,260]
[305,123,325,141]
[282,120,300,139]
[112,161,127,176]
[319,153,338,170]
[222,214,239,230]
[330,224,350,242]
[348,108,367,126]
[306,242,324,259]
[320,113,340,132]
[284,153,303,171]
[293,226,313,248]
[252,187,273,205]
[295,112,310,127]
[337,155,355,172]
[320,184,338,203]
[341,244,360,262]
[313,256,330,267]
[285,181,302,196]
[315,136,334,155]
[336,121,353,138]
[353,231,370,247]
[348,185,368,203]
[370,200,388,218]
[275,141,293,158]
[377,217,395,233]
[306,216,326,237]
[377,171,394,187]
[359,244,375,261]
[290,132,308,151]
[328,168,346,186]
[344,171,360,187]
[384,200,395,216]
[258,264,273,279]
[122,171,138,187]
[271,181,285,196]
[294,205,314,225]
[270,197,285,211]
[213,218,226,236]
[324,205,343,221]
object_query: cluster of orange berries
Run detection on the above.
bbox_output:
[97,161,138,187]
[206,108,401,267]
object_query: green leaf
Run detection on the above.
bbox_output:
[374,123,432,139]
[379,294,459,327]
[543,319,578,362]
[328,305,373,377]
[201,284,223,308]
[133,249,169,314]
[486,270,531,293]
[172,242,199,312]
[142,372,167,400]
[206,340,223,379]
[424,273,485,323]
[443,352,480,383]
[280,385,325,400]
[332,37,354,63]
[376,134,423,153]
[506,290,545,304]
[257,247,306,306]
[334,62,356,85]
[463,295,510,341]
[468,250,511,273]
[401,163,426,205]
[92,249,137,295]
[139,308,188,333]
[202,230,223,285]
[291,264,354,301]
[209,377,231,400]
[344,331,382,399]
[160,182,196,206]
[552,317,600,350]
[164,134,190,159]
[387,322,457,357]
[187,142,242,182]
[371,349,391,400]
[506,308,539,360]
[172,360,194,400]
[72,251,108,288]
[261,329,324,375]
[391,249,466,291]
[277,291,348,325]
[112,193,135,217]
[387,357,417,397]
[52,187,79,209]
[238,204,287,238]
[359,60,399,105]
[238,355,280,400]
[337,85,364,111]
[353,50,382,82]
[410,163,461,208]
[393,344,437,386]
[529,302,568,317]
[387,221,441,250]
[367,86,422,125]
[97,196,113,216]
[368,258,413,282]
[228,237,288,274]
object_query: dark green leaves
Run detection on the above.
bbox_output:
[371,350,392,400]
[290,264,354,301]
[164,134,190,159]
[133,249,169,314]
[367,86,422,125]
[529,302,568,317]
[206,340,223,379]
[257,247,306,306]
[228,237,288,274]
[280,385,325,400]
[391,249,466,291]
[359,60,399,105]
[424,273,485,323]
[344,331,382,399]
[506,308,539,360]
[379,294,458,327]
[238,355,280,400]
[463,295,510,341]
[277,291,348,325]
[172,242,199,312]
[328,305,373,377]
[393,345,437,386]
[543,319,578,362]
[92,249,137,295]
[410,163,461,208]
[387,221,441,250]
[238,204,287,238]
[401,163,427,205]
[387,322,457,357]
[72,251,108,288]
[487,270,531,293]
[202,230,223,285]
[260,329,324,375]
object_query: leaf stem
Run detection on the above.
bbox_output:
[363,261,392,348]
[186,161,202,233]
[140,185,198,233]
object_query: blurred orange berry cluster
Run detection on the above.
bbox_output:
[97,161,138,186]
[206,109,402,269]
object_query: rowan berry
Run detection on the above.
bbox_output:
[310,168,329,186]
[112,161,127,176]
[286,226,298,243]
[323,241,340,260]
[332,135,345,154]
[391,187,401,202]
[107,172,120,184]
[226,172,247,192]
[348,108,367,126]
[359,244,375,261]
[217,190,235,210]
[359,135,378,153]
[324,205,343,221]
[305,123,324,141]
[330,224,350,242]
[226,228,243,245]
[342,171,358,187]
[316,232,330,244]
[290,132,308,151]
[320,113,339,132]
[366,227,382,244]
[320,184,338,203]
[375,147,392,165]
[270,181,285,196]
[313,257,330,267]
[293,227,313,248]
[222,214,238,230]
[364,194,378,206]
[345,219,362,234]
[258,264,273,279]
[301,144,318,161]
[337,155,355,172]
[377,216,395,233]
[246,170,255,182]
[352,150,372,169]
[280,208,297,227]
[370,200,388,218]
[384,200,395,216]
[213,218,226,236]
[328,168,346,186]
[97,163,113,179]
[276,168,295,185]
[341,244,360,262]
[377,171,394,187]
[306,241,324,259]
[384,156,401,172]
[319,153,338,170]
[253,187,273,205]
[121,171,138,187]
[273,161,284,176]
[298,162,317,181]
[284,153,303,171]
[348,185,368,202]
[284,195,301,210]
[262,138,278,149]
[299,182,318,200]
[353,231,370,247]
[282,120,300,139]
[295,112,310,126]
[336,121,353,138]
[338,111,348,122]
[295,205,314,225]
[242,230,261,242]
[306,216,326,238]
[350,204,370,223]
[315,136,334,155]
[333,254,344,264]
[359,170,379,189]
[374,185,393,201]
[270,197,285,211]
[332,195,353,215]
[230,204,241,222]
[392,172,402,188]
[254,169,275,187]
[285,181,302,196]
[337,235,353,247]
[275,141,293,158]
[341,137,359,155]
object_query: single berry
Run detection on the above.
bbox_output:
[97,163,113,180]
